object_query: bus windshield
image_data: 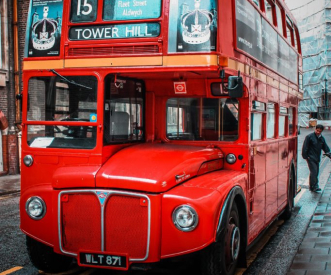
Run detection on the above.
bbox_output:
[166,98,239,141]
[27,75,97,149]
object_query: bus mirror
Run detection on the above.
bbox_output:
[219,69,243,98]
[227,76,243,98]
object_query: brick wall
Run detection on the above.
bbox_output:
[0,0,29,175]
[18,0,29,91]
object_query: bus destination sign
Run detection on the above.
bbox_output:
[69,23,160,40]
[103,0,161,21]
[70,0,161,23]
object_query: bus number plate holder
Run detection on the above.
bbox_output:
[79,251,128,270]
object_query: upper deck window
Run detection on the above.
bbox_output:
[253,0,260,8]
[265,1,274,24]
[286,16,294,45]
[103,0,161,21]
[275,3,283,35]
[167,98,239,141]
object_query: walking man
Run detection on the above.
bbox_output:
[302,124,330,192]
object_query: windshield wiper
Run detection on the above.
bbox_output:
[49,69,92,90]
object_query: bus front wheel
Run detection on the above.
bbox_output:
[26,236,73,273]
[200,203,241,275]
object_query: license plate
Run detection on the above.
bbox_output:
[79,252,127,269]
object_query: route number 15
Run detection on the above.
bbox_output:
[71,0,97,22]
[77,0,92,16]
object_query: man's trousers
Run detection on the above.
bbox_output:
[307,159,320,190]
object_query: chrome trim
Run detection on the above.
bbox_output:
[58,190,151,261]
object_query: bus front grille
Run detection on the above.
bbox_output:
[66,44,161,57]
[59,191,150,260]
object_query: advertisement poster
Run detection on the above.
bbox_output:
[235,0,298,83]
[168,0,217,53]
[25,0,63,57]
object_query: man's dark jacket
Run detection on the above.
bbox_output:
[302,132,330,163]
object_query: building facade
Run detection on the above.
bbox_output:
[286,0,331,126]
[0,0,31,175]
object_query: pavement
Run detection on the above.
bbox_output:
[0,174,20,196]
[287,167,331,275]
[1,164,331,275]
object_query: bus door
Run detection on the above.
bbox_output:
[103,76,144,145]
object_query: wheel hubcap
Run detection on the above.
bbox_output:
[231,226,240,261]
[225,221,241,265]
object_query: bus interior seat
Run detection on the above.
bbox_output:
[110,111,130,139]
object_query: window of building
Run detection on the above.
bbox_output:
[275,3,284,35]
[251,101,265,141]
[299,73,303,89]
[0,1,9,72]
[267,103,275,138]
[0,14,2,68]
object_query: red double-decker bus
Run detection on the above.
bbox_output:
[20,0,302,274]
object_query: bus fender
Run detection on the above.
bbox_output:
[215,186,248,267]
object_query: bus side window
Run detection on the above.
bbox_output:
[251,101,266,141]
[279,106,288,137]
[289,107,294,135]
[286,16,294,46]
[265,0,275,24]
[267,103,275,138]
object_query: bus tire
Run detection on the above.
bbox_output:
[281,168,294,220]
[200,203,240,275]
[26,236,73,273]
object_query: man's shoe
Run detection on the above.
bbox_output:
[311,187,321,192]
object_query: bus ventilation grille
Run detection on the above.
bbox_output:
[60,192,149,259]
[67,45,160,56]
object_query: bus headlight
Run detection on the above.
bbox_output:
[226,154,237,164]
[25,197,46,220]
[172,205,198,232]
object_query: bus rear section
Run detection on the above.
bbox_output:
[20,0,302,274]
